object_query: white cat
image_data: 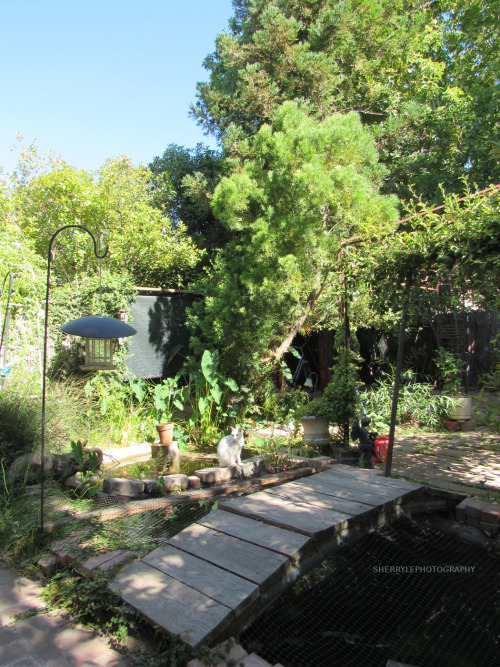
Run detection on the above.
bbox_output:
[217,427,244,467]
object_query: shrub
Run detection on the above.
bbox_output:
[362,369,457,430]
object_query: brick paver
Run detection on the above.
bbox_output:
[0,563,127,666]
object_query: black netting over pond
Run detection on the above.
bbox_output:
[240,514,500,667]
[77,494,220,557]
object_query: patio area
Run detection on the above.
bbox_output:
[387,430,500,499]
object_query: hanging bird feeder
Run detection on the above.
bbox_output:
[61,313,136,370]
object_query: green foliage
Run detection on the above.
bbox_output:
[189,102,398,386]
[69,439,100,497]
[434,348,466,394]
[187,350,240,447]
[0,469,43,561]
[478,334,500,391]
[194,0,499,204]
[4,145,204,288]
[362,370,458,429]
[250,434,315,471]
[82,351,242,450]
[473,391,500,435]
[148,143,230,255]
[299,348,360,426]
[83,372,154,446]
[151,375,188,424]
[0,379,87,471]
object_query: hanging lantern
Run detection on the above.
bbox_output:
[61,314,137,371]
[378,335,388,359]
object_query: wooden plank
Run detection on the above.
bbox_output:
[298,472,412,502]
[325,465,423,490]
[168,524,290,586]
[109,560,232,648]
[287,474,403,506]
[220,491,351,539]
[198,509,312,562]
[143,544,259,617]
[265,482,376,516]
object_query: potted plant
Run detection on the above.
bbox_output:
[434,348,471,420]
[298,348,360,446]
[151,375,188,446]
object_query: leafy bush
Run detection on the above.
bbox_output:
[478,334,500,391]
[299,348,360,427]
[0,379,87,471]
[362,370,457,430]
[186,349,240,448]
[434,347,466,394]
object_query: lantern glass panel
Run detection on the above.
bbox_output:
[82,337,116,370]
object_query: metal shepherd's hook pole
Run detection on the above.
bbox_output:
[40,226,107,532]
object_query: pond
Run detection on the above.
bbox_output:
[101,447,258,480]
[240,513,500,667]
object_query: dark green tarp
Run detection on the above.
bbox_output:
[124,293,197,379]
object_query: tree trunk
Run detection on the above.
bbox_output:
[317,329,334,389]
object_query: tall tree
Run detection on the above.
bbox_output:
[148,143,230,253]
[188,102,398,384]
[9,152,204,288]
[192,0,499,204]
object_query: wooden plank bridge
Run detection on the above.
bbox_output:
[110,464,424,648]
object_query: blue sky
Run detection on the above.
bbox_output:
[0,0,234,174]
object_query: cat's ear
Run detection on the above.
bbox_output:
[238,428,242,433]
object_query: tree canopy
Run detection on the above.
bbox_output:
[3,146,204,288]
[192,0,500,204]
[148,143,230,254]
[188,102,399,384]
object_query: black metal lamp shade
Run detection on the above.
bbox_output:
[61,315,137,339]
[61,315,137,370]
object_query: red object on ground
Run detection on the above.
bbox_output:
[374,437,389,462]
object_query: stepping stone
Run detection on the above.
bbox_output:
[110,560,233,648]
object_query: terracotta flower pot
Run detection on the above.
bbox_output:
[156,422,174,446]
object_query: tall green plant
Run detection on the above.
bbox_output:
[362,369,457,429]
[434,348,466,394]
[187,350,239,446]
[299,347,360,428]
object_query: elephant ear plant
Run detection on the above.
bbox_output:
[151,375,188,425]
[187,349,240,447]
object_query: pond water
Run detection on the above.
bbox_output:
[102,447,258,479]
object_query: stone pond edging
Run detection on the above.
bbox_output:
[455,497,500,536]
[64,447,336,501]
[99,456,267,498]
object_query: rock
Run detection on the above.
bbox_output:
[460,419,478,432]
[9,446,104,484]
[102,477,145,496]
[188,475,201,489]
[160,474,189,492]
[444,420,460,432]
[64,476,82,491]
[143,478,162,494]
[194,466,234,485]
[241,456,265,477]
